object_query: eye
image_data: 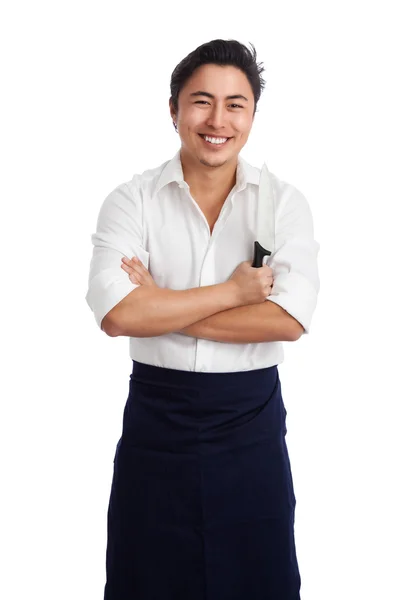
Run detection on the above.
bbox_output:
[194,101,243,108]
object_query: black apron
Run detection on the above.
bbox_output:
[104,360,301,599]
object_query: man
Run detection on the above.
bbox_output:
[86,39,320,600]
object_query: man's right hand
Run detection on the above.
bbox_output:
[228,260,274,306]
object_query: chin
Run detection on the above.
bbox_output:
[198,157,229,168]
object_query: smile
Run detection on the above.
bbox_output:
[198,134,232,147]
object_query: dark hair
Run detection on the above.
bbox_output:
[169,39,266,118]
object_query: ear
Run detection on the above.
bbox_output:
[169,99,176,122]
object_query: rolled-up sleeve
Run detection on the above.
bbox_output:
[267,182,320,335]
[85,179,150,331]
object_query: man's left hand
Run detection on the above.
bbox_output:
[120,256,158,287]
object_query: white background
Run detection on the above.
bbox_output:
[1,1,399,598]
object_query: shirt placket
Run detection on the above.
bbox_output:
[191,188,239,371]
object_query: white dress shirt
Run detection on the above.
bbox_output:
[85,150,320,373]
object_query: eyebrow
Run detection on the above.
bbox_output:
[189,91,249,102]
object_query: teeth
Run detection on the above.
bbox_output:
[203,135,228,145]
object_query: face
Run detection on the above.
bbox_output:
[170,63,255,169]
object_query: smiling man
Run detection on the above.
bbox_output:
[86,39,320,600]
[172,62,256,231]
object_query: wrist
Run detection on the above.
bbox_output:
[223,280,242,309]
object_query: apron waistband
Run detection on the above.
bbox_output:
[130,360,278,391]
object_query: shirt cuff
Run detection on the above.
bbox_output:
[266,271,318,334]
[85,268,140,330]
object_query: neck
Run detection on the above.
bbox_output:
[180,148,238,203]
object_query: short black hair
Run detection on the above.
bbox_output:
[169,39,266,118]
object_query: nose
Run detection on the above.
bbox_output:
[205,104,227,131]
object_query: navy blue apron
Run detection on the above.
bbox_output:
[104,360,301,600]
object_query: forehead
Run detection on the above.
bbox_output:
[181,64,253,98]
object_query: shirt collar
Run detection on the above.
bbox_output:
[154,149,261,196]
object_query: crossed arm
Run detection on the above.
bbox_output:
[113,258,304,343]
[178,301,304,343]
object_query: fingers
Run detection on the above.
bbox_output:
[121,256,150,285]
[121,256,141,282]
[121,256,141,267]
[263,264,274,277]
[121,256,144,272]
